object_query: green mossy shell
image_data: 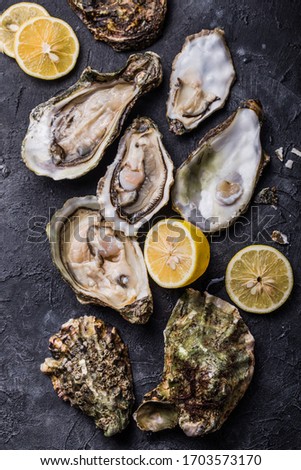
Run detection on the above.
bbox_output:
[134,289,255,437]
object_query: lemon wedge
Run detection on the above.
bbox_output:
[225,245,293,314]
[14,16,79,79]
[0,2,49,58]
[144,219,210,288]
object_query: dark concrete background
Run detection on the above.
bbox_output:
[0,0,300,450]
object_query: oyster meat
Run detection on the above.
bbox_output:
[47,196,152,324]
[22,52,162,180]
[41,316,134,437]
[172,100,268,233]
[68,0,167,51]
[97,117,174,235]
[134,289,255,437]
[167,29,236,135]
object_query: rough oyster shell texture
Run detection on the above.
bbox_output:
[22,52,162,180]
[46,196,153,324]
[167,29,236,135]
[134,289,255,437]
[97,117,174,235]
[41,316,134,437]
[172,100,269,233]
[68,0,167,51]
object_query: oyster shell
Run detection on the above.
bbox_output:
[47,196,153,324]
[172,100,268,233]
[22,52,162,180]
[134,289,255,437]
[254,186,278,205]
[167,29,236,135]
[271,230,289,245]
[97,117,174,235]
[41,316,134,437]
[68,0,167,51]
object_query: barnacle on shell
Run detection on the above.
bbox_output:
[134,289,255,437]
[41,316,134,437]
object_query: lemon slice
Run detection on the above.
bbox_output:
[0,2,49,58]
[144,219,210,288]
[0,14,17,57]
[14,16,79,79]
[225,245,293,314]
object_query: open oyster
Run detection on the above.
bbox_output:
[41,316,134,437]
[47,196,152,324]
[97,117,174,235]
[167,29,235,135]
[172,100,268,233]
[22,52,162,180]
[134,289,255,437]
[68,0,167,51]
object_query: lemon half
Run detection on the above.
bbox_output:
[144,219,210,288]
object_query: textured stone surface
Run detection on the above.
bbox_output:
[0,0,300,450]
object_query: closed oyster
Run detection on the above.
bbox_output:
[47,196,152,324]
[167,29,235,135]
[41,316,134,437]
[134,289,255,437]
[22,52,162,180]
[68,0,167,51]
[97,117,174,235]
[172,100,268,233]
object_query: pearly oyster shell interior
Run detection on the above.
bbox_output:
[97,117,174,235]
[167,28,236,135]
[134,289,255,437]
[46,196,153,324]
[22,52,162,180]
[172,100,268,233]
